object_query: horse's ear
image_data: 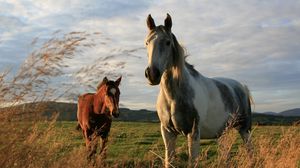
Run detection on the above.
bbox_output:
[115,76,122,86]
[147,14,156,30]
[102,76,108,84]
[164,13,172,31]
[97,77,108,90]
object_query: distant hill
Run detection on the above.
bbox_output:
[279,108,300,117]
[252,113,300,125]
[1,101,299,125]
[261,108,300,117]
[0,101,158,122]
[115,108,158,122]
[263,111,278,116]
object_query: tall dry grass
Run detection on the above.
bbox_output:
[0,31,96,167]
[199,125,300,168]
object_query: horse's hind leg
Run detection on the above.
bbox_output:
[239,129,251,144]
[239,129,255,165]
[237,96,253,153]
[83,129,91,148]
[237,111,252,144]
[238,121,254,156]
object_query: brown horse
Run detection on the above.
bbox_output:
[77,76,121,159]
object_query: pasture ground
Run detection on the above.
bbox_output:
[0,121,299,168]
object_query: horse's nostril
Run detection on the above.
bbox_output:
[145,67,150,78]
[145,66,161,85]
[113,111,119,118]
[152,67,159,78]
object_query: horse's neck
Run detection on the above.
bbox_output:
[161,66,189,99]
[161,40,187,95]
[93,89,105,114]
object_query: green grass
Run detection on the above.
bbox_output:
[40,122,296,161]
[1,121,299,167]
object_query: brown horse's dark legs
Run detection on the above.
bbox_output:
[84,129,97,161]
[100,137,108,158]
[90,135,99,156]
[83,130,91,147]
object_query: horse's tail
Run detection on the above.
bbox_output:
[243,85,254,112]
[243,85,253,131]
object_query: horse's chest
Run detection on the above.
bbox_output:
[158,97,199,136]
[89,114,112,138]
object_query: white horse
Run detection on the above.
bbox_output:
[144,14,252,167]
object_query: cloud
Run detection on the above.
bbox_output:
[0,0,299,112]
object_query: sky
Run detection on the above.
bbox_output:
[0,0,300,112]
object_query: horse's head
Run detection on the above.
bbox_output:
[97,76,122,118]
[144,14,175,85]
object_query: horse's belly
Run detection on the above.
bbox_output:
[199,112,229,139]
[199,125,223,139]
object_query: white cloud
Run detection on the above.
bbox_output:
[0,0,299,112]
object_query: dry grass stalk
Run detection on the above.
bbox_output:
[209,124,300,168]
[0,31,96,168]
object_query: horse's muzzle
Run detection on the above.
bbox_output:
[145,66,160,85]
[112,110,119,118]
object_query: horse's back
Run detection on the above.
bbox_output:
[212,77,250,111]
[213,77,245,90]
[77,93,94,130]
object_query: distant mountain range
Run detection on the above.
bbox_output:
[278,108,300,116]
[1,101,299,125]
[260,108,300,117]
[266,108,300,117]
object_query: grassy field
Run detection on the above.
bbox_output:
[1,121,299,168]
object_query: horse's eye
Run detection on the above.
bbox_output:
[166,40,171,46]
[145,42,149,46]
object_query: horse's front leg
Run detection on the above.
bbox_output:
[187,124,200,166]
[161,124,177,168]
[99,137,108,157]
[90,134,99,156]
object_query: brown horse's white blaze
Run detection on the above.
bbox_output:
[77,76,121,159]
[144,14,252,167]
[104,87,120,118]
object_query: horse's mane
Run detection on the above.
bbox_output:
[171,33,187,80]
[97,81,105,90]
[97,80,117,90]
